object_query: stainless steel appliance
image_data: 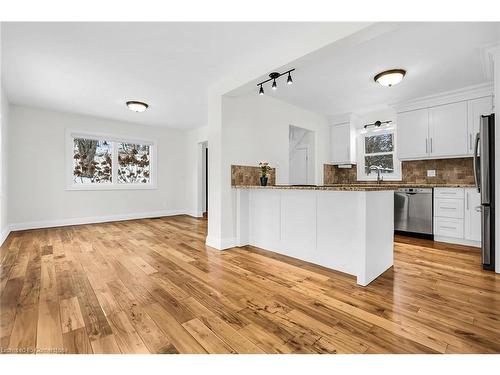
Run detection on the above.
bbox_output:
[394,188,433,239]
[474,113,495,271]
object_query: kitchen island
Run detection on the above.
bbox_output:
[234,185,396,286]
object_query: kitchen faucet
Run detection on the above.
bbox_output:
[369,165,384,184]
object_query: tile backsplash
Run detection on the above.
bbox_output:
[231,165,276,186]
[324,157,474,185]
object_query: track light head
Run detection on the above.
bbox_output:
[287,73,293,85]
[272,79,277,90]
[259,85,264,95]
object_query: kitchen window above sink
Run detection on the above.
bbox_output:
[357,128,402,181]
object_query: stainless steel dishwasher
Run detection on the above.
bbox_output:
[394,188,433,239]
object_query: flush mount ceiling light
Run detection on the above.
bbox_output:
[374,69,406,87]
[257,69,295,95]
[126,100,149,112]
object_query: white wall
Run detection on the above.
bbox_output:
[206,94,328,248]
[206,24,371,250]
[494,50,500,274]
[223,94,329,185]
[184,125,208,217]
[0,86,9,243]
[8,105,189,229]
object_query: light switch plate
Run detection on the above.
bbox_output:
[427,169,436,177]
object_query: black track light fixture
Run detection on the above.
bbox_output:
[257,69,295,95]
[363,120,392,129]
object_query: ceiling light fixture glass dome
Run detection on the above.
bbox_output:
[126,100,149,112]
[374,69,406,87]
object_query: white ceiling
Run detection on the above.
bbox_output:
[1,22,360,129]
[230,22,500,118]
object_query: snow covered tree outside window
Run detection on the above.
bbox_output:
[69,133,155,188]
[356,128,401,181]
[363,133,394,175]
[117,143,151,184]
[73,138,112,184]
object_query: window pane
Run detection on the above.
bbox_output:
[118,143,151,184]
[364,154,394,175]
[73,138,112,184]
[364,134,393,154]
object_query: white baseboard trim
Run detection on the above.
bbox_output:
[205,235,237,250]
[434,235,481,248]
[0,226,11,247]
[185,210,204,218]
[9,209,190,232]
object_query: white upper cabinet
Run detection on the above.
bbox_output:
[428,101,468,158]
[397,108,429,160]
[467,96,493,155]
[396,94,493,161]
[330,122,356,164]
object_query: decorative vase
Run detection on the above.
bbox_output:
[260,176,268,186]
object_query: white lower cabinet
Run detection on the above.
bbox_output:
[434,217,464,239]
[433,187,480,247]
[464,188,481,242]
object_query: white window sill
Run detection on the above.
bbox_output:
[66,184,158,191]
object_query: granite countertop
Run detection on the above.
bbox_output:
[233,185,398,191]
[325,183,477,188]
[233,183,476,191]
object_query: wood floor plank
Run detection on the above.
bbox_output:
[36,300,64,353]
[144,302,207,354]
[107,311,149,354]
[90,334,122,354]
[62,327,93,354]
[182,318,235,354]
[8,304,38,352]
[125,304,177,353]
[60,296,86,333]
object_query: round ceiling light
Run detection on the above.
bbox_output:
[126,100,149,112]
[374,69,406,87]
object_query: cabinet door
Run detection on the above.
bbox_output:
[429,101,468,158]
[330,123,351,164]
[467,96,493,155]
[397,109,429,160]
[464,188,481,242]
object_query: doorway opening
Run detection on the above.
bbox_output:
[289,125,315,185]
[201,142,208,219]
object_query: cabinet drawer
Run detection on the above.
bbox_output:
[434,217,464,238]
[434,198,464,219]
[434,188,464,199]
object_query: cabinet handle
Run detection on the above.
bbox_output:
[466,192,469,210]
[426,138,428,154]
[430,138,433,153]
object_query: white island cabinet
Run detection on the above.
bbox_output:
[235,186,395,286]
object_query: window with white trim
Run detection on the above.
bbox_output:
[67,132,156,189]
[357,128,401,181]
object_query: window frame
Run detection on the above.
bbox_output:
[356,127,402,181]
[66,130,157,191]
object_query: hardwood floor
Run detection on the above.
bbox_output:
[1,215,499,354]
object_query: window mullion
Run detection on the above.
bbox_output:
[112,141,118,185]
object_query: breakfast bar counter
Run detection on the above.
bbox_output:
[234,185,395,286]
